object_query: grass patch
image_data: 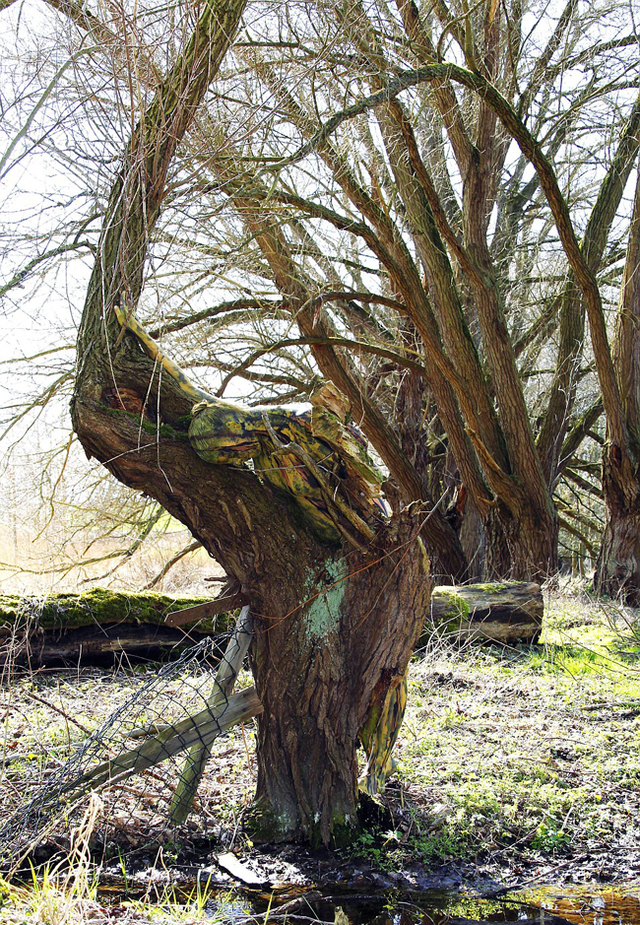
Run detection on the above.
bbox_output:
[385,587,640,866]
[0,869,244,924]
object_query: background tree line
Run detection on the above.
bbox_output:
[1,0,638,596]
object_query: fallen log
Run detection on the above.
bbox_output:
[0,581,542,667]
[423,581,543,646]
[0,588,235,668]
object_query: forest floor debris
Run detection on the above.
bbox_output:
[0,584,639,923]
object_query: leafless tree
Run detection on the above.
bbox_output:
[2,0,640,844]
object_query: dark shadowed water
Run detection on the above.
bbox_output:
[97,875,640,925]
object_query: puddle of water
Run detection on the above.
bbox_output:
[238,884,640,925]
[521,886,640,925]
[93,874,640,925]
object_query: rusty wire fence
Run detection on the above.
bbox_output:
[0,609,259,869]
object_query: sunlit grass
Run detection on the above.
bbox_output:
[0,872,245,924]
[390,587,640,863]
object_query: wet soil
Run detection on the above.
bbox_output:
[91,840,640,924]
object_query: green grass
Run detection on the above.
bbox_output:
[385,587,640,865]
[0,869,246,924]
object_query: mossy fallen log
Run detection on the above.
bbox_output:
[423,581,543,646]
[0,588,235,668]
[0,581,542,667]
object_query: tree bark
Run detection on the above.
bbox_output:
[483,501,558,582]
[595,478,640,604]
[247,514,430,845]
[75,348,433,844]
[595,163,640,602]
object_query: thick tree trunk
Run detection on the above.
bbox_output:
[456,491,558,582]
[595,163,640,602]
[482,501,558,581]
[248,515,430,845]
[595,506,640,603]
[73,372,433,843]
[68,0,436,847]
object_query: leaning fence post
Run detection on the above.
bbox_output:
[169,605,253,824]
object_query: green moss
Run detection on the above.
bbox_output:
[245,797,359,848]
[243,797,298,844]
[0,588,225,633]
[0,595,21,625]
[104,407,189,440]
[433,589,472,625]
[471,582,513,592]
[137,418,189,440]
[327,811,360,849]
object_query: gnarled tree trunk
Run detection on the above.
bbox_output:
[596,447,640,603]
[248,517,430,844]
[74,332,432,843]
[483,501,558,581]
[71,0,433,846]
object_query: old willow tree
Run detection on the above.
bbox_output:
[4,0,639,591]
[3,0,640,839]
[70,0,431,845]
